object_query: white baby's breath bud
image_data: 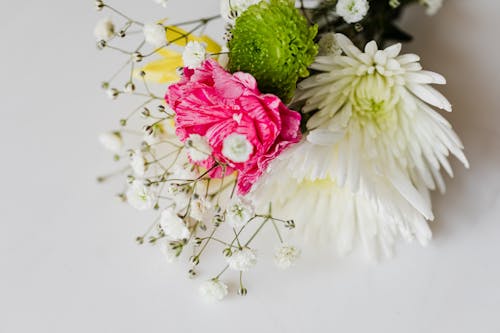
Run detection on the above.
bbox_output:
[94,17,115,41]
[161,240,179,263]
[153,0,168,7]
[226,197,254,228]
[143,23,166,48]
[186,134,212,162]
[124,82,135,93]
[226,247,257,271]
[126,180,156,210]
[99,131,123,153]
[182,41,207,69]
[95,0,105,11]
[106,88,119,100]
[274,245,300,269]
[199,279,228,303]
[419,0,443,15]
[222,133,253,163]
[133,52,144,63]
[336,0,369,23]
[160,209,190,240]
[130,150,146,177]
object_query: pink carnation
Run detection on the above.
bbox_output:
[166,59,301,195]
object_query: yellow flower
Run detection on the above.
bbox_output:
[139,25,221,84]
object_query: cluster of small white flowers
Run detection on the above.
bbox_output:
[99,132,123,153]
[226,248,257,271]
[226,197,254,228]
[182,41,207,69]
[143,23,166,48]
[160,209,191,240]
[185,134,212,162]
[126,180,156,211]
[420,0,443,15]
[336,0,369,24]
[274,245,300,269]
[219,0,263,25]
[222,133,253,163]
[199,279,229,302]
[130,150,146,177]
[94,17,115,41]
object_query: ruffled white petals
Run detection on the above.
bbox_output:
[336,0,369,24]
[274,245,300,269]
[126,180,156,211]
[199,279,228,302]
[185,134,212,162]
[225,197,254,228]
[182,41,207,69]
[222,133,253,163]
[160,209,190,240]
[143,23,166,48]
[255,33,467,258]
[226,248,257,271]
[130,150,146,177]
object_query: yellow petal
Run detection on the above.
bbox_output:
[138,49,183,83]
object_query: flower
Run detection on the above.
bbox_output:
[226,248,257,271]
[336,0,369,23]
[225,197,254,228]
[161,241,179,263]
[318,32,342,56]
[94,17,114,40]
[222,133,253,163]
[99,132,123,153]
[143,23,166,48]
[130,150,146,177]
[219,0,262,25]
[199,279,228,302]
[185,134,212,162]
[420,0,443,15]
[228,0,318,102]
[160,209,190,240]
[153,0,168,7]
[126,180,156,210]
[182,41,207,69]
[166,59,302,195]
[252,34,468,257]
[274,244,300,269]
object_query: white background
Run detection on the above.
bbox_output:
[1,1,499,332]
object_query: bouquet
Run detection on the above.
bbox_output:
[94,0,467,302]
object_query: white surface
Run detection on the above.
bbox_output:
[1,1,499,332]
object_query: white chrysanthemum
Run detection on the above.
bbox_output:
[420,0,443,15]
[253,34,468,258]
[160,209,190,240]
[226,248,257,271]
[220,0,263,25]
[336,0,369,24]
[274,244,300,269]
[222,133,253,163]
[99,132,123,153]
[199,279,228,302]
[130,150,146,177]
[225,197,254,228]
[182,41,207,70]
[186,134,212,162]
[126,180,156,211]
[94,17,115,40]
[143,23,166,48]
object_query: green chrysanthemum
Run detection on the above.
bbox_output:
[228,0,318,102]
